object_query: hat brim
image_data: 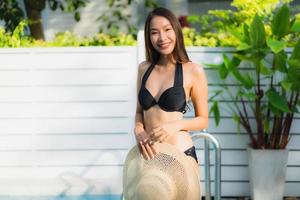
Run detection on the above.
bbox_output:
[123,142,200,200]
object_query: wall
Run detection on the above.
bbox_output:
[0,47,137,199]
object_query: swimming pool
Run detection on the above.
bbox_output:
[0,195,121,200]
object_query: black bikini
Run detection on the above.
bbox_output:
[184,146,198,163]
[138,62,198,163]
[138,62,188,113]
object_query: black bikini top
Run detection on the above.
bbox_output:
[138,62,188,113]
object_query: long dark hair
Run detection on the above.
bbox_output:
[144,7,190,64]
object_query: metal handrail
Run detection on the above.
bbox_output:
[191,130,222,200]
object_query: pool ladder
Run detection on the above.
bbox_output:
[191,130,222,200]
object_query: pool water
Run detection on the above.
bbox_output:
[0,195,121,200]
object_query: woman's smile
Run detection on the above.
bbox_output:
[158,42,171,49]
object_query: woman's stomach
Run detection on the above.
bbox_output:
[143,108,194,152]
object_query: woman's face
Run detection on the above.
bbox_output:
[149,16,176,56]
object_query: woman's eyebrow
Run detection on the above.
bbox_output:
[150,24,172,30]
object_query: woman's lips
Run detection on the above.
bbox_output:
[158,42,170,49]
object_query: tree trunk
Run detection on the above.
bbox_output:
[24,0,45,40]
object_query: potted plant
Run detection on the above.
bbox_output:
[209,4,300,200]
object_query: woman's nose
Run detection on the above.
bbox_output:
[158,32,167,41]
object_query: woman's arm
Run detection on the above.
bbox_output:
[134,62,146,134]
[178,63,208,131]
[134,62,157,159]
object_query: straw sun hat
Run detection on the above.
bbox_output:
[123,142,200,200]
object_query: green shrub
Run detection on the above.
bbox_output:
[209,4,300,149]
[0,21,137,47]
[187,0,299,47]
[183,27,240,47]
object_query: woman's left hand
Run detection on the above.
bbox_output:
[150,121,181,143]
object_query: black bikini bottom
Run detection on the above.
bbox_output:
[184,146,198,163]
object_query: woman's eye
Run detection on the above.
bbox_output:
[166,28,171,31]
[151,32,158,35]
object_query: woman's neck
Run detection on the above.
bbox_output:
[157,54,176,67]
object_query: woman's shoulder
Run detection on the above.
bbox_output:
[138,61,151,75]
[183,61,205,77]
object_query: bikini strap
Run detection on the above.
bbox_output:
[141,63,155,86]
[174,62,183,87]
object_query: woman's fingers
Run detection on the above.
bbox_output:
[150,143,157,155]
[140,140,156,160]
[139,139,158,160]
[139,142,150,160]
[136,130,160,160]
[144,143,155,159]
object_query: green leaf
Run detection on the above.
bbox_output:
[280,81,292,91]
[243,73,255,88]
[205,63,222,69]
[290,40,300,61]
[237,91,256,100]
[237,42,251,51]
[274,51,287,72]
[218,63,228,79]
[232,56,242,67]
[209,90,223,101]
[223,53,232,69]
[269,103,281,117]
[266,89,290,112]
[259,62,272,75]
[222,54,242,71]
[221,54,233,79]
[187,15,200,24]
[234,54,256,62]
[230,67,254,89]
[291,19,300,33]
[209,101,220,126]
[243,23,250,45]
[287,59,300,68]
[287,66,300,91]
[266,37,287,53]
[271,4,290,38]
[233,114,241,135]
[250,14,266,49]
[263,118,270,134]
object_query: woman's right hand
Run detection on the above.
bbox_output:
[134,127,157,160]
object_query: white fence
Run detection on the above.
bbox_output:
[0,44,299,198]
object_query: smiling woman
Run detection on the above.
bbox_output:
[123,7,208,200]
[149,16,177,56]
[144,8,190,64]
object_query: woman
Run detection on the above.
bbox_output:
[133,7,208,198]
[135,6,208,168]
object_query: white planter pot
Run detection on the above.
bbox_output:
[247,148,288,200]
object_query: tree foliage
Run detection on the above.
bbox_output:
[0,0,88,40]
